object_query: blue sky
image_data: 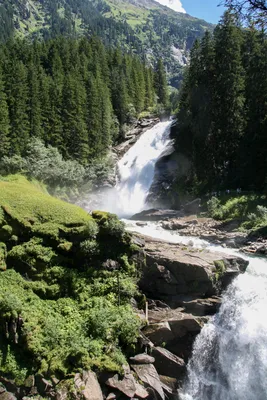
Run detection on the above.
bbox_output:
[182,0,227,23]
[155,1,227,24]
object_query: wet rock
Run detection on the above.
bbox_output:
[131,364,165,400]
[152,347,185,380]
[161,220,187,230]
[131,209,183,221]
[130,354,155,364]
[114,118,160,158]
[74,371,103,400]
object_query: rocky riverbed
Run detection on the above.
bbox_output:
[131,207,267,255]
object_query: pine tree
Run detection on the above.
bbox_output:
[154,58,169,109]
[241,28,267,190]
[28,62,42,138]
[6,60,29,154]
[0,66,10,157]
[212,11,245,187]
[62,71,89,163]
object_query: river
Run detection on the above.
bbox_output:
[99,121,267,399]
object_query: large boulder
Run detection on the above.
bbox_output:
[131,209,183,222]
[142,309,205,359]
[106,373,148,399]
[74,371,103,400]
[140,236,248,303]
[151,347,185,380]
[131,364,165,400]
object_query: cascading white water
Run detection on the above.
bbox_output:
[125,221,267,400]
[105,120,172,217]
[87,113,267,399]
[179,254,267,400]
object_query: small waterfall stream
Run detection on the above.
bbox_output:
[91,119,267,399]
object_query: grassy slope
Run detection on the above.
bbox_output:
[0,176,141,385]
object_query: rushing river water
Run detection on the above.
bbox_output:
[101,120,172,217]
[126,221,267,400]
[99,121,267,399]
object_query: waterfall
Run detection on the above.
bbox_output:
[101,120,172,217]
[180,255,267,400]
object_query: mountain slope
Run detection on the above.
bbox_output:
[0,0,213,86]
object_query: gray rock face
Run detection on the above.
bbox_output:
[139,235,248,301]
[147,143,191,209]
[74,371,103,400]
[131,209,184,221]
[114,118,160,158]
[131,363,165,400]
[106,373,148,399]
[152,347,185,380]
[130,354,155,364]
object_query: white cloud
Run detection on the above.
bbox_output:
[154,0,186,13]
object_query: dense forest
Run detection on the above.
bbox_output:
[0,36,168,166]
[172,11,267,194]
[0,0,213,90]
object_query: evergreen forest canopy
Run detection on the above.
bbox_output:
[173,11,267,194]
[0,0,213,88]
[0,36,169,167]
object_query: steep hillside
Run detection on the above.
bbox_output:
[0,0,213,87]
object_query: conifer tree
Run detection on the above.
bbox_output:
[154,58,169,108]
[212,11,245,187]
[28,62,42,138]
[6,60,29,154]
[0,66,10,157]
[62,72,89,163]
[241,28,267,189]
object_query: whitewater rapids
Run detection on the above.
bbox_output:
[102,120,172,217]
[87,119,267,399]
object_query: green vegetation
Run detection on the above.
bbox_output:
[172,12,267,195]
[0,36,163,167]
[0,177,143,383]
[207,194,267,233]
[0,0,213,90]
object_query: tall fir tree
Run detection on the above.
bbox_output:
[0,66,10,157]
[154,58,169,108]
[6,60,29,154]
[212,11,245,187]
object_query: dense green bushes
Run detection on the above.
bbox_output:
[207,194,267,231]
[0,177,143,383]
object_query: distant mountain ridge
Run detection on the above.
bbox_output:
[0,0,213,86]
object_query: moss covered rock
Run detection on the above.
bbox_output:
[0,176,141,385]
